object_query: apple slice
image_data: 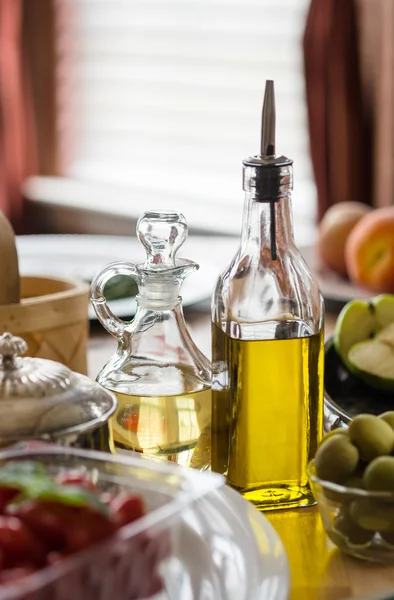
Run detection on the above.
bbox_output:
[334,294,394,372]
[348,323,394,391]
[374,295,394,329]
[334,300,376,370]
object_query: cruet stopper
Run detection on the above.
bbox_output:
[137,210,188,269]
[90,210,199,337]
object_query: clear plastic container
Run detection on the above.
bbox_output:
[0,444,224,600]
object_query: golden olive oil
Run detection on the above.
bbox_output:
[212,323,324,510]
[109,387,211,469]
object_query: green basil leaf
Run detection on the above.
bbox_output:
[21,482,109,515]
[0,462,108,515]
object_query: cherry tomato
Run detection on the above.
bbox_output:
[15,501,78,551]
[0,516,37,565]
[110,493,145,527]
[0,487,19,513]
[64,509,116,553]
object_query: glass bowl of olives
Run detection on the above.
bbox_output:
[309,412,394,562]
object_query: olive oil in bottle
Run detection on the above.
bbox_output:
[211,80,324,510]
[212,323,323,509]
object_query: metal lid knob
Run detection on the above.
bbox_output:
[0,333,27,369]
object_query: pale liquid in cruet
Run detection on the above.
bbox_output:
[108,367,211,470]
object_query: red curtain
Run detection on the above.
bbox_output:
[0,0,36,232]
[303,0,372,222]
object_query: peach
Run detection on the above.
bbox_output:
[317,202,372,276]
[345,206,394,293]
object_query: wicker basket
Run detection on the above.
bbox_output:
[0,276,89,375]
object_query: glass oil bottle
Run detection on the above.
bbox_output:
[90,210,211,470]
[211,81,324,510]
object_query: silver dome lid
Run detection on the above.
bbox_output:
[0,332,117,440]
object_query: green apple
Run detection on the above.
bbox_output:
[334,294,394,374]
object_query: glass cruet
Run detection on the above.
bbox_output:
[211,80,324,510]
[90,210,211,470]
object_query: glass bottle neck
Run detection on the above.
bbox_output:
[240,192,295,256]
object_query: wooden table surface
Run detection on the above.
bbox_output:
[88,309,394,600]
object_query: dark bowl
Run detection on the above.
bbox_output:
[324,337,394,430]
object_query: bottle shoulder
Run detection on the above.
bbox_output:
[212,245,323,333]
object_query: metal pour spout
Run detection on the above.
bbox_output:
[261,80,277,259]
[242,79,293,263]
[260,80,276,157]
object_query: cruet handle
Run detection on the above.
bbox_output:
[90,261,139,340]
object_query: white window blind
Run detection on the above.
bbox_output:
[56,0,316,242]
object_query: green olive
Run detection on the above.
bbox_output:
[319,428,348,447]
[380,411,394,430]
[364,456,394,492]
[315,435,359,484]
[333,508,374,546]
[350,499,394,532]
[348,414,394,461]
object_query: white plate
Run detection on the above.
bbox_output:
[16,235,238,320]
[161,485,290,600]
